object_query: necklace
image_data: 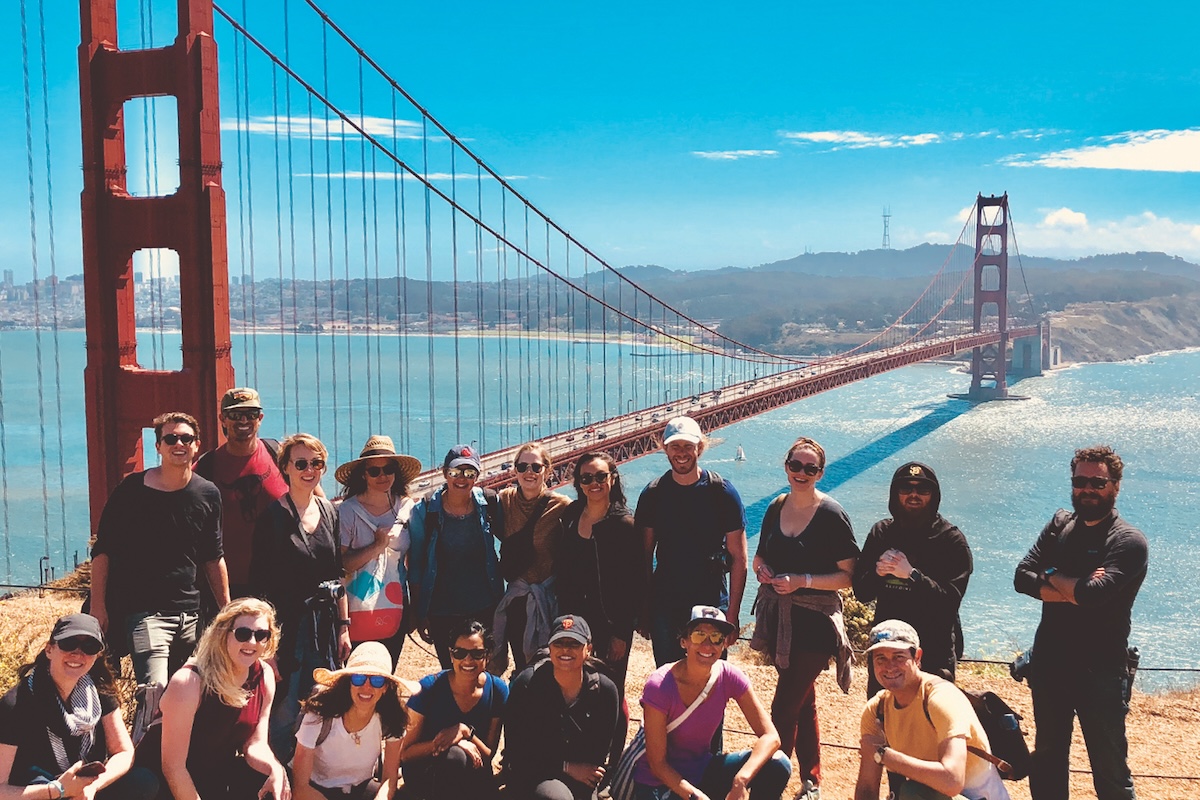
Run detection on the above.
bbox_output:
[350,730,361,746]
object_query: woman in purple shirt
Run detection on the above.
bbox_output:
[634,606,791,800]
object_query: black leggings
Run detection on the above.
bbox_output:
[402,747,497,799]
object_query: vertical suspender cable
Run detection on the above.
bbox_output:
[271,65,290,426]
[19,0,52,566]
[498,194,510,444]
[394,100,410,452]
[137,1,159,369]
[307,95,324,437]
[37,0,67,561]
[283,0,301,431]
[0,332,9,581]
[322,24,340,452]
[475,166,486,453]
[358,57,374,435]
[340,106,354,447]
[243,0,260,387]
[371,148,383,434]
[449,148,462,442]
[232,11,250,377]
[422,117,436,457]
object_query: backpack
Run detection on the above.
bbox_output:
[877,681,1030,781]
[425,488,502,541]
[645,470,733,573]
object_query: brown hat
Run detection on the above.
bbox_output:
[221,387,263,412]
[335,435,422,486]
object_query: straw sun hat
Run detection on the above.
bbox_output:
[335,435,422,486]
[312,641,398,687]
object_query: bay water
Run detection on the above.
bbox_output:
[1,330,1196,687]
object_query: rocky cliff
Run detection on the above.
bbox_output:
[1051,293,1200,363]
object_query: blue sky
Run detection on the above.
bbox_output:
[2,0,1198,283]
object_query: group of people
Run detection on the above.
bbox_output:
[0,388,1148,800]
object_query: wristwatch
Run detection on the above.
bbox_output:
[874,745,888,765]
[909,568,924,583]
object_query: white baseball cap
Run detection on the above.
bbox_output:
[663,416,703,445]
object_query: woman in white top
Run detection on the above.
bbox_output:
[292,642,407,800]
[336,436,422,665]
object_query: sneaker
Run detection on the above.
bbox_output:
[794,779,820,800]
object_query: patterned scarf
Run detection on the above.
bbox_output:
[27,663,103,772]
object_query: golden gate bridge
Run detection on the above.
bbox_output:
[4,0,1047,581]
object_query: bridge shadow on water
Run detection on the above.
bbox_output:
[744,396,974,532]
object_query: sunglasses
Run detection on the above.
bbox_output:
[898,485,933,497]
[292,458,326,472]
[688,629,727,645]
[349,674,390,688]
[785,459,821,476]
[446,466,479,480]
[160,433,197,446]
[1072,476,1114,490]
[449,647,489,661]
[578,471,610,485]
[232,626,272,643]
[365,463,399,478]
[55,636,103,656]
[514,462,546,474]
[224,409,261,421]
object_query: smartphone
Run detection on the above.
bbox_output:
[76,762,107,778]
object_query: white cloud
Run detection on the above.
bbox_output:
[1004,128,1200,172]
[1020,209,1200,260]
[1042,207,1088,229]
[221,114,424,141]
[295,171,526,182]
[780,130,944,150]
[691,149,779,160]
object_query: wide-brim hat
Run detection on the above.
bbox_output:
[335,435,422,486]
[312,641,399,687]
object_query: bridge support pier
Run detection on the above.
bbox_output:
[79,0,232,531]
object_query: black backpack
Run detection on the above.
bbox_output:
[877,682,1031,781]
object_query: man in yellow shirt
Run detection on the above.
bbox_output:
[855,620,1008,800]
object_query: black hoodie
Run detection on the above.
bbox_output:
[852,462,973,677]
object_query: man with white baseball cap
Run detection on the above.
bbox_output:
[855,620,1008,800]
[635,415,748,666]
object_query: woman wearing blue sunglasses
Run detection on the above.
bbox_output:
[292,642,408,800]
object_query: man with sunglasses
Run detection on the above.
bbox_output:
[1014,446,1148,800]
[193,387,289,603]
[636,416,747,666]
[853,461,973,695]
[89,411,230,721]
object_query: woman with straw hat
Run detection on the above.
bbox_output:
[336,436,422,666]
[292,642,408,800]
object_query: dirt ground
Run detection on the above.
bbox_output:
[5,590,1197,799]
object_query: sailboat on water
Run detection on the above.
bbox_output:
[735,445,747,462]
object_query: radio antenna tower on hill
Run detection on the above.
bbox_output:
[882,206,892,249]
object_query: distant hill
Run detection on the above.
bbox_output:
[744,246,1200,280]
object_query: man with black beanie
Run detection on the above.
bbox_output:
[852,462,973,695]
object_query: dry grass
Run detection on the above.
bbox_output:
[5,588,1197,799]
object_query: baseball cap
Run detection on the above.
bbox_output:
[865,619,921,653]
[548,614,592,645]
[51,613,105,648]
[221,387,263,412]
[685,604,735,636]
[443,444,482,471]
[663,416,703,446]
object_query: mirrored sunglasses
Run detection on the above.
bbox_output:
[688,629,726,645]
[292,458,326,472]
[349,674,389,688]
[446,466,479,480]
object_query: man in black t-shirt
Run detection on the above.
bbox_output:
[1014,445,1148,800]
[89,412,230,706]
[852,461,973,694]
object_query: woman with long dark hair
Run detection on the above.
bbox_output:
[250,433,351,759]
[0,613,157,800]
[749,437,857,800]
[292,642,406,800]
[143,597,288,800]
[492,442,571,673]
[336,436,422,666]
[401,620,506,799]
[556,451,644,692]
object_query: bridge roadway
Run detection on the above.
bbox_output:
[411,325,1038,494]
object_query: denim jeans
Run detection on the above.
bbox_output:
[632,750,792,800]
[125,610,199,688]
[1029,658,1134,800]
[269,615,327,763]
